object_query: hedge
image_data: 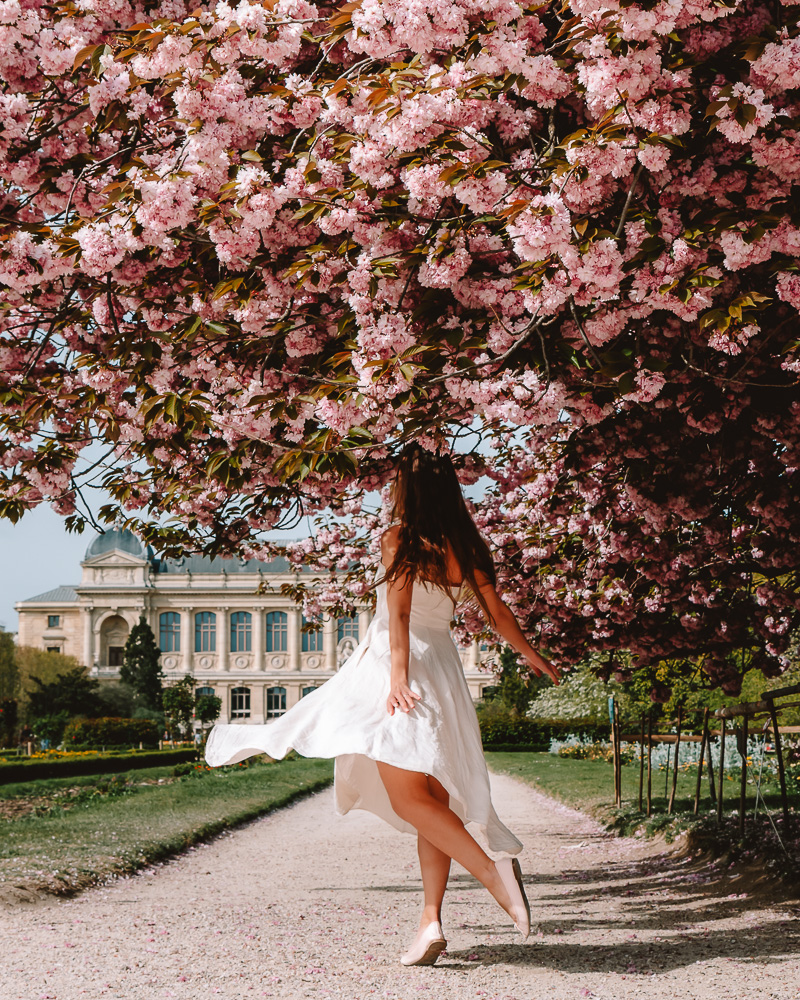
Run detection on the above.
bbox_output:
[483,743,545,753]
[478,716,612,748]
[0,748,197,784]
[63,717,159,750]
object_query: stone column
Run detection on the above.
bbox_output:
[470,639,480,670]
[287,608,301,671]
[216,682,230,724]
[323,616,337,672]
[286,683,302,710]
[82,607,93,670]
[253,609,264,672]
[217,607,229,672]
[93,623,102,668]
[250,681,265,725]
[182,608,193,673]
[358,608,371,641]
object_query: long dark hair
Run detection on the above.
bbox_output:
[383,443,497,621]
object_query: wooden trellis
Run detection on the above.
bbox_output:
[615,682,800,828]
[712,682,800,832]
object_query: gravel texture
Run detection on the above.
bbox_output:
[2,770,799,1000]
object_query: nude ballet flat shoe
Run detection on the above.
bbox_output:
[399,920,447,966]
[495,856,531,940]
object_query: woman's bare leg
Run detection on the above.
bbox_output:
[417,775,451,929]
[377,761,516,918]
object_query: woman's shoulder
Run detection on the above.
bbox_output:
[380,524,401,557]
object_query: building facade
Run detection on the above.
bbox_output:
[15,529,491,722]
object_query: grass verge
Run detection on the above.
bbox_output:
[486,751,800,892]
[486,750,702,812]
[0,756,333,902]
[485,751,797,817]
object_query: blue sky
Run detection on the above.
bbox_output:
[0,506,91,633]
[0,505,320,634]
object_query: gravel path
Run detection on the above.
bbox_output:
[2,771,799,1000]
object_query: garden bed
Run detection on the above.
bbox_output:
[0,748,198,784]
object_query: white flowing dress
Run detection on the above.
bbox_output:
[204,576,522,854]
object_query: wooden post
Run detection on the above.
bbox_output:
[707,723,717,807]
[716,717,726,825]
[738,714,748,837]
[638,712,646,812]
[646,710,653,817]
[612,702,617,807]
[614,701,622,806]
[664,741,671,801]
[765,695,791,831]
[694,708,709,816]
[667,706,683,815]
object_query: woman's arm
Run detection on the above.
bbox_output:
[474,570,561,685]
[381,528,422,715]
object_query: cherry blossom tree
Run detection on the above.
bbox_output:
[1,0,799,694]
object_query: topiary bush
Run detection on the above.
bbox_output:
[30,711,70,746]
[63,716,159,750]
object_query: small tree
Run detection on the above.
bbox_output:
[14,647,82,718]
[96,682,135,718]
[195,692,222,747]
[162,675,195,742]
[490,646,551,718]
[27,666,101,719]
[0,698,17,747]
[31,712,71,748]
[0,629,17,701]
[119,616,163,711]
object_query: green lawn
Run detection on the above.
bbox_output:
[485,751,795,817]
[0,757,333,897]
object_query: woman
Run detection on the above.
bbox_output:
[205,444,560,966]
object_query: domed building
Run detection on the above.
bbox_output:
[15,530,489,722]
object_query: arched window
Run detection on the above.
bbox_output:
[337,615,359,644]
[230,611,252,652]
[195,685,215,698]
[159,612,181,652]
[266,686,286,718]
[195,612,216,652]
[230,686,250,719]
[266,611,288,652]
[301,615,323,652]
[301,685,318,698]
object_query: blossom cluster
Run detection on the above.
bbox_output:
[0,0,799,690]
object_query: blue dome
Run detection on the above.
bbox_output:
[84,528,152,561]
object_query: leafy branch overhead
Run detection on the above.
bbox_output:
[1,0,800,694]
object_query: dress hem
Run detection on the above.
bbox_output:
[204,731,522,856]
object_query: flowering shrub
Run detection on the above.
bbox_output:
[0,1,799,691]
[627,733,800,780]
[550,734,635,764]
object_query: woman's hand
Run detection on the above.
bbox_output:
[524,652,562,686]
[387,679,421,716]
